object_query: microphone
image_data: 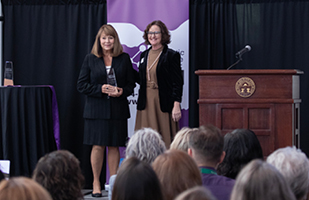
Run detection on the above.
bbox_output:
[227,45,252,70]
[235,45,251,58]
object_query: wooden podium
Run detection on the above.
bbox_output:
[196,69,303,156]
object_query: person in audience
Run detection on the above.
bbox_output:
[112,157,163,200]
[32,150,84,200]
[267,146,309,200]
[230,159,296,200]
[170,127,198,152]
[0,177,52,200]
[109,127,166,200]
[175,186,217,200]
[188,125,235,200]
[217,129,263,179]
[152,149,202,200]
[125,127,167,163]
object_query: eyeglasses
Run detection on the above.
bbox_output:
[147,31,161,36]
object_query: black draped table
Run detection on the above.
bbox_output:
[0,85,60,177]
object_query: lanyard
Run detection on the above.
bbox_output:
[200,168,217,175]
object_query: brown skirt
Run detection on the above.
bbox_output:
[135,86,178,148]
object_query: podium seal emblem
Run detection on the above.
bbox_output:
[235,77,256,98]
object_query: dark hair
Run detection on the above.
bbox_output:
[189,125,223,164]
[32,150,84,200]
[217,129,263,179]
[143,20,171,45]
[112,157,163,200]
[91,24,123,57]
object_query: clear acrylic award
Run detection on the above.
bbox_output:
[107,68,117,87]
[4,61,14,86]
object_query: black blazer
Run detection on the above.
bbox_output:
[77,53,136,119]
[137,45,183,113]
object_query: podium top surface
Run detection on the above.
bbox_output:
[195,69,304,75]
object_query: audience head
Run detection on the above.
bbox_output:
[112,157,163,200]
[188,125,224,167]
[170,127,199,152]
[32,150,84,200]
[125,127,166,164]
[267,146,309,200]
[230,159,296,200]
[152,149,202,200]
[0,177,52,200]
[175,186,217,200]
[217,129,263,179]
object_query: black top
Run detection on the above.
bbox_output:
[77,53,136,119]
[136,45,183,113]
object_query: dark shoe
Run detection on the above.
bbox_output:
[91,193,102,197]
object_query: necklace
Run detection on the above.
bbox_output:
[147,50,162,81]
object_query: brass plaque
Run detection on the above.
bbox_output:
[235,77,256,98]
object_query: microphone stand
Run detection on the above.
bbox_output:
[227,55,242,70]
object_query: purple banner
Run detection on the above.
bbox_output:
[107,0,188,31]
[106,0,189,185]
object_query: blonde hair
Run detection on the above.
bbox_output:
[0,177,52,200]
[91,24,123,57]
[170,127,198,152]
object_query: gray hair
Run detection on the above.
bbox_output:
[267,146,309,200]
[231,159,296,200]
[125,128,166,164]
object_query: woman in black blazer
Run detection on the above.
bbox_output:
[135,20,183,148]
[77,24,135,197]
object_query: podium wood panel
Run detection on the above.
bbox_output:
[196,69,302,156]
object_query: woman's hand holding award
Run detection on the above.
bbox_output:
[103,68,122,98]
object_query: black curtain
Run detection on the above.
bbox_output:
[2,0,107,188]
[190,0,309,155]
[3,0,309,186]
